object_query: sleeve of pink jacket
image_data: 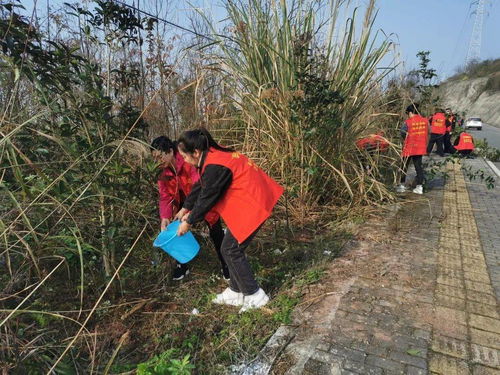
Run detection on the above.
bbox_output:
[158,171,175,220]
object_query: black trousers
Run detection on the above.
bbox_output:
[427,133,444,156]
[443,132,453,153]
[208,219,226,268]
[401,155,424,185]
[179,219,226,269]
[221,226,261,295]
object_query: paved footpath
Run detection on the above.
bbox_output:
[249,161,500,375]
[463,158,500,300]
[429,162,499,374]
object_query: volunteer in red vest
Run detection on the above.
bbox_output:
[443,108,455,154]
[355,132,390,153]
[356,132,390,173]
[396,104,429,195]
[427,108,446,157]
[175,128,283,312]
[151,136,228,281]
[453,131,475,157]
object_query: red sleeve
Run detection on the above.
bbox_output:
[179,162,200,197]
[158,170,178,219]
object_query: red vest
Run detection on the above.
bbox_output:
[402,115,429,157]
[430,112,447,135]
[455,133,475,151]
[356,134,389,152]
[202,148,284,243]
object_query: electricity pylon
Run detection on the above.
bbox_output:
[465,0,487,65]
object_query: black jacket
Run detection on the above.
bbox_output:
[183,151,233,224]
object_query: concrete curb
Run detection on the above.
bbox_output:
[485,159,500,178]
[230,325,296,375]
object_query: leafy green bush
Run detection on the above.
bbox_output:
[474,139,500,162]
[484,74,500,92]
[136,349,195,375]
[449,58,500,81]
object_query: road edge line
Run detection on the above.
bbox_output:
[485,159,500,178]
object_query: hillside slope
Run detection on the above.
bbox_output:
[439,60,500,126]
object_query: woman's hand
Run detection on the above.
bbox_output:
[160,218,170,231]
[177,221,191,236]
[174,208,188,221]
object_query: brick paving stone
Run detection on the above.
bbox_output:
[436,284,466,299]
[406,365,427,375]
[303,358,338,375]
[435,293,466,310]
[413,328,432,341]
[465,280,495,295]
[469,314,500,334]
[470,329,500,350]
[365,355,405,372]
[328,346,367,363]
[342,364,383,375]
[466,291,498,306]
[433,322,469,341]
[429,353,470,375]
[472,365,500,375]
[431,334,469,359]
[388,350,427,368]
[435,306,467,326]
[466,301,500,319]
[470,344,500,369]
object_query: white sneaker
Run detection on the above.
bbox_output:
[212,287,244,306]
[239,288,269,313]
[396,184,406,193]
[413,185,423,195]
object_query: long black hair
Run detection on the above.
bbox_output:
[177,128,233,154]
[151,136,177,154]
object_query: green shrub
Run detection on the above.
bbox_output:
[136,349,195,375]
[484,74,500,92]
[449,58,500,81]
[475,139,500,162]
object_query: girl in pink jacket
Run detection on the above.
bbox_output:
[151,136,228,281]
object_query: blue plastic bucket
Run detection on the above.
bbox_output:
[153,220,200,264]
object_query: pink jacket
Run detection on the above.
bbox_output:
[157,153,199,220]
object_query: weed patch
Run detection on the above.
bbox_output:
[101,225,351,373]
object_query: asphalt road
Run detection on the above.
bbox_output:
[466,123,500,171]
[468,122,500,150]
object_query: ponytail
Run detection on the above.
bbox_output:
[177,128,234,154]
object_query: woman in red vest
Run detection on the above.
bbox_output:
[397,104,429,195]
[427,108,446,157]
[453,131,475,157]
[443,108,455,154]
[151,136,228,281]
[175,129,284,312]
[355,132,390,173]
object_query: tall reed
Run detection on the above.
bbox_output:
[198,0,395,216]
